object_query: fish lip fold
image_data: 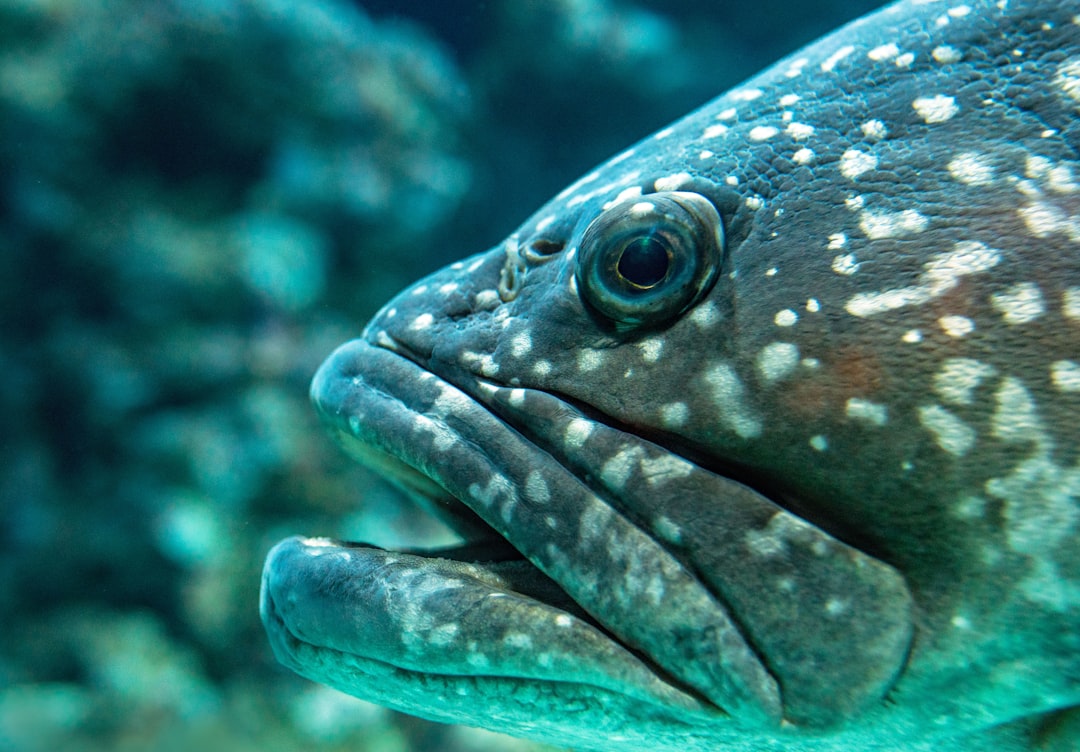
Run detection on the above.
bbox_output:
[306,337,786,725]
[259,535,720,717]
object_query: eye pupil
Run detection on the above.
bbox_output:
[617,236,670,289]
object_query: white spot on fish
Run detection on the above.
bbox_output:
[1056,58,1080,107]
[868,43,900,61]
[510,331,532,357]
[474,289,500,309]
[603,186,644,210]
[933,45,963,63]
[774,309,798,327]
[411,313,434,330]
[940,315,975,337]
[919,404,977,456]
[809,435,828,452]
[1018,199,1078,238]
[902,329,923,343]
[792,148,815,164]
[503,633,533,649]
[533,359,553,377]
[690,301,720,328]
[934,358,997,406]
[780,94,801,106]
[785,57,809,78]
[827,233,847,250]
[749,126,779,141]
[704,124,730,139]
[660,402,689,428]
[1064,288,1080,319]
[704,363,762,438]
[757,342,800,384]
[948,152,994,185]
[564,418,594,449]
[861,119,888,140]
[832,253,860,275]
[638,338,664,363]
[846,240,1000,317]
[820,45,855,72]
[732,87,764,101]
[640,454,695,485]
[913,94,959,123]
[859,208,929,239]
[786,122,815,139]
[825,598,849,617]
[525,471,551,505]
[1051,361,1080,392]
[654,515,682,544]
[578,349,604,372]
[990,377,1042,444]
[991,282,1046,324]
[439,282,459,295]
[846,398,888,426]
[806,298,820,312]
[535,214,557,232]
[469,474,517,509]
[654,172,693,191]
[840,149,878,179]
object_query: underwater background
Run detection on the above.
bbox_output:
[0,0,886,750]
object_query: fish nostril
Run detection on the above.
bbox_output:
[527,238,566,258]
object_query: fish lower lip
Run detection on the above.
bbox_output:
[260,535,718,731]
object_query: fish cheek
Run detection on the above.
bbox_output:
[643,471,914,727]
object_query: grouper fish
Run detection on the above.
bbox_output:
[261,0,1080,749]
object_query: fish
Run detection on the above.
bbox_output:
[260,0,1080,749]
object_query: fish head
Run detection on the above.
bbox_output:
[263,0,1080,749]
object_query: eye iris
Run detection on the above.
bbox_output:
[575,190,724,328]
[617,236,670,289]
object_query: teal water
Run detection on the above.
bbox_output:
[0,1,887,750]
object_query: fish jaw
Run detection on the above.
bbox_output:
[269,331,918,734]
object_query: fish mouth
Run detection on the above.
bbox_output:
[261,338,913,733]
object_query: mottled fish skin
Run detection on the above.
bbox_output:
[262,1,1080,750]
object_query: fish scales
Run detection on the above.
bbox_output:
[262,1,1080,750]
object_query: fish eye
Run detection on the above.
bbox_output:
[576,191,724,328]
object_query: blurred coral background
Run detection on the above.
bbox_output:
[0,1,883,750]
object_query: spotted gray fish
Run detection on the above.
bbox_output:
[261,0,1080,749]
